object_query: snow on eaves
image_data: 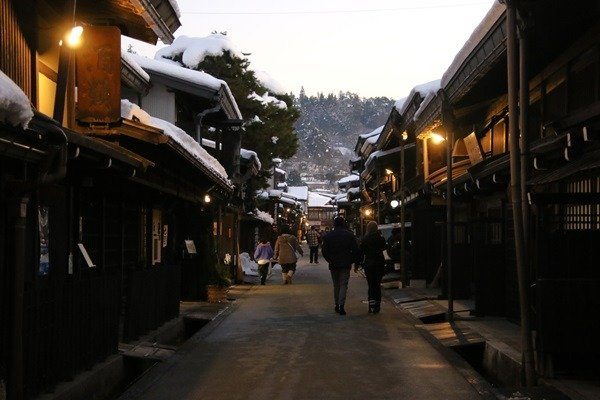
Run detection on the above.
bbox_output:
[398,79,441,116]
[252,209,274,224]
[0,70,34,129]
[131,53,223,91]
[253,69,287,95]
[122,51,150,82]
[359,125,384,139]
[337,174,359,184]
[167,0,181,18]
[360,133,380,154]
[394,97,408,113]
[202,137,262,170]
[286,186,309,201]
[308,192,333,208]
[248,91,287,109]
[441,1,505,88]
[121,99,230,184]
[155,34,245,69]
[240,148,262,170]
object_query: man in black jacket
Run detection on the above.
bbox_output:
[321,216,360,315]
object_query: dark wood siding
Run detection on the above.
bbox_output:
[0,0,34,99]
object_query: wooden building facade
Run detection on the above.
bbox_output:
[358,0,600,379]
[0,0,248,397]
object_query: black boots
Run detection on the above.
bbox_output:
[335,304,346,315]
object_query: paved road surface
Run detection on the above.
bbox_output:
[119,253,483,400]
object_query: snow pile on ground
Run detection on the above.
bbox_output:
[0,70,34,129]
[121,99,229,182]
[155,34,245,69]
[239,252,259,276]
[248,91,287,109]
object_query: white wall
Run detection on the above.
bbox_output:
[141,82,176,123]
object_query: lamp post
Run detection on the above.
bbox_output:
[400,131,408,288]
[272,157,282,224]
[445,128,454,322]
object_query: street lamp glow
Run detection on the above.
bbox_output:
[430,132,446,144]
[385,168,394,175]
[66,26,83,48]
[390,199,400,209]
[364,209,372,217]
[203,194,211,203]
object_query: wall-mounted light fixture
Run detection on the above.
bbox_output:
[203,194,211,203]
[390,199,399,209]
[66,25,84,48]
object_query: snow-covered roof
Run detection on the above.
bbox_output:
[268,189,283,198]
[201,138,262,170]
[308,192,333,208]
[240,148,261,169]
[122,51,150,82]
[167,0,181,18]
[281,192,298,200]
[398,79,441,116]
[359,125,383,139]
[414,90,438,121]
[155,34,245,69]
[275,167,286,175]
[132,54,242,120]
[286,186,309,201]
[394,97,408,113]
[441,1,505,88]
[248,91,287,109]
[347,187,360,195]
[363,147,402,170]
[360,133,381,154]
[0,70,34,129]
[131,53,223,91]
[253,70,287,95]
[337,174,360,184]
[120,99,230,184]
[252,209,274,224]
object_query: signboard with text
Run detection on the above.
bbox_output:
[76,26,121,124]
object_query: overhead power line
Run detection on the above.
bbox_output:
[183,2,493,16]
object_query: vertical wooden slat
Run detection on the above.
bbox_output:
[0,0,33,99]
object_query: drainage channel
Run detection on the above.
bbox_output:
[112,315,212,400]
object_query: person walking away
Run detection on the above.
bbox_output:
[254,237,274,285]
[321,216,360,315]
[306,225,320,263]
[359,221,387,313]
[274,225,303,284]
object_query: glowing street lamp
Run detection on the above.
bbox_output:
[390,199,400,209]
[66,26,84,48]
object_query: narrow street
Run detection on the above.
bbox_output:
[119,250,483,400]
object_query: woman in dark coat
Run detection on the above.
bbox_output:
[358,221,387,313]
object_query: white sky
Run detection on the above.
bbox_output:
[123,0,497,99]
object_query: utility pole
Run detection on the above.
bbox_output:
[505,0,536,385]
